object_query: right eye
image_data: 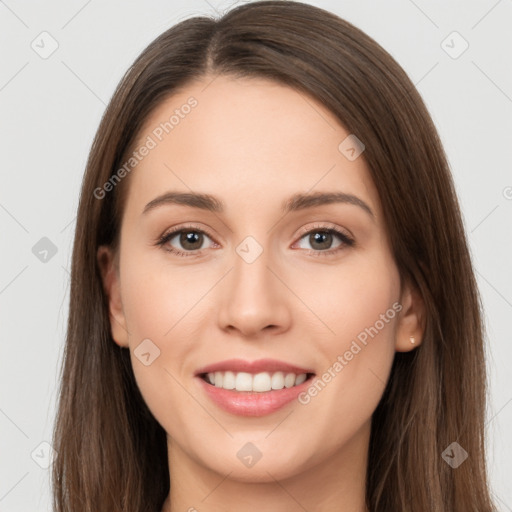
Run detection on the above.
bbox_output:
[156,225,218,257]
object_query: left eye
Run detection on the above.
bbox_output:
[294,228,354,252]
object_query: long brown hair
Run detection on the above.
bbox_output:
[52,1,497,510]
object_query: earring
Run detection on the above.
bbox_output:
[410,336,415,344]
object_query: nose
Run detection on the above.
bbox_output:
[216,244,292,339]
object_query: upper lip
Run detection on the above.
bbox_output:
[195,358,315,376]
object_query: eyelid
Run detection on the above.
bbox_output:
[158,222,217,242]
[294,222,354,242]
[290,222,355,255]
[155,223,219,251]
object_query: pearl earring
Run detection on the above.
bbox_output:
[410,336,415,344]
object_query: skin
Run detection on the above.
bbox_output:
[98,75,425,512]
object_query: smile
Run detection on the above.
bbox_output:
[195,358,316,416]
[201,371,311,392]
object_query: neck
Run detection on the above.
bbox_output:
[162,420,371,512]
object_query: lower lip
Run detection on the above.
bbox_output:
[197,375,314,416]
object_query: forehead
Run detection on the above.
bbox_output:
[125,75,380,219]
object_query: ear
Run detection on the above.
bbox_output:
[97,245,129,348]
[395,278,426,352]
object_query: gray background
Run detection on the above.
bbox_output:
[1,0,511,510]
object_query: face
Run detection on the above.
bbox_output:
[98,75,423,483]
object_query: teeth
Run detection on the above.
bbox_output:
[271,371,285,390]
[295,373,307,385]
[252,372,271,392]
[284,373,296,388]
[222,371,235,389]
[204,371,309,392]
[236,372,253,391]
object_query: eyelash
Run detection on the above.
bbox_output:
[155,222,355,258]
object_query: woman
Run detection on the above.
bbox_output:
[51,1,498,510]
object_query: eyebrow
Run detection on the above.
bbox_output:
[142,191,374,219]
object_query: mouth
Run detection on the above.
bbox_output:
[199,370,316,392]
[194,358,316,392]
[194,358,316,416]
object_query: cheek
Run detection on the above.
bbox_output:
[118,253,212,431]
[292,247,400,343]
[120,250,209,339]
[295,250,400,423]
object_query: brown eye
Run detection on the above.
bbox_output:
[157,226,216,257]
[178,231,204,251]
[308,231,334,250]
[295,227,354,254]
